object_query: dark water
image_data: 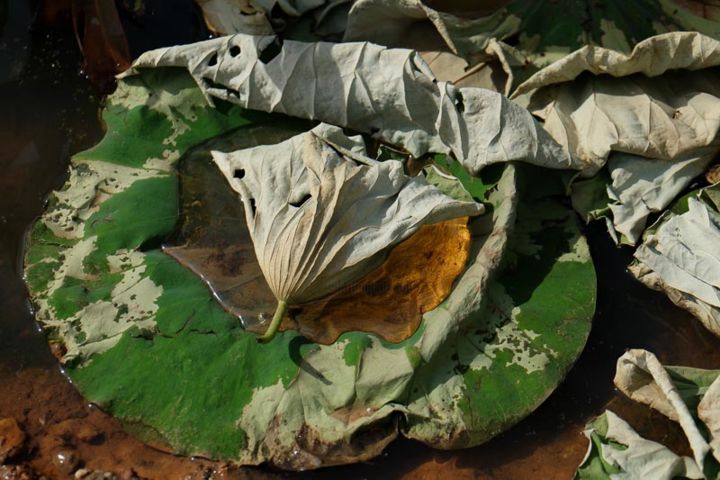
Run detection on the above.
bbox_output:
[2,2,720,479]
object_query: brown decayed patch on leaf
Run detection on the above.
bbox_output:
[707,163,720,184]
[671,0,720,21]
[264,414,399,470]
[282,217,471,344]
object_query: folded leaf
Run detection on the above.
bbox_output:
[614,349,715,468]
[606,152,714,244]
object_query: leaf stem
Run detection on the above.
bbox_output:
[258,299,288,343]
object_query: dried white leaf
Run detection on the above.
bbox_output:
[606,152,715,245]
[120,34,572,175]
[513,32,720,243]
[634,197,720,309]
[580,410,704,480]
[212,124,483,340]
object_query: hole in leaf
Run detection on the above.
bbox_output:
[249,198,257,215]
[455,91,465,113]
[229,45,241,57]
[258,37,283,64]
[202,76,224,90]
[208,52,218,66]
[233,168,245,179]
[289,193,312,208]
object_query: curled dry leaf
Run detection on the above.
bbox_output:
[121,33,573,175]
[285,216,472,344]
[514,32,720,174]
[577,346,720,478]
[576,410,704,479]
[347,0,720,91]
[614,349,714,468]
[211,125,483,341]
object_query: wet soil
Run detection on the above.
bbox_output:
[2,3,720,479]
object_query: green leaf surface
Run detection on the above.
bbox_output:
[24,66,596,469]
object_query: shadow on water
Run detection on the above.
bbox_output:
[2,1,720,479]
[0,3,102,374]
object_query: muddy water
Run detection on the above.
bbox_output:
[2,5,720,480]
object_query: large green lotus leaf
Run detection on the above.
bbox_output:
[403,164,596,447]
[24,65,595,469]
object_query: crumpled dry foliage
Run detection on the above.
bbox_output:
[614,349,719,468]
[576,348,720,478]
[121,33,573,174]
[578,410,704,479]
[343,0,517,94]
[514,33,720,173]
[631,191,720,335]
[513,32,720,244]
[604,152,714,245]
